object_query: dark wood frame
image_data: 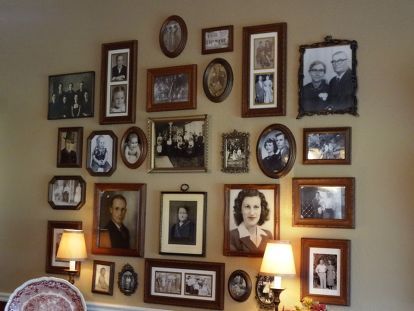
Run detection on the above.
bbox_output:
[223,184,280,257]
[120,126,148,169]
[255,275,275,308]
[228,270,252,302]
[48,176,86,210]
[203,58,233,103]
[144,258,225,310]
[46,221,82,275]
[159,15,187,58]
[159,191,207,256]
[100,40,137,124]
[242,23,287,117]
[301,238,351,306]
[57,127,83,168]
[256,123,296,179]
[118,263,138,296]
[86,130,117,177]
[146,64,197,112]
[91,260,115,295]
[202,25,234,54]
[297,36,358,118]
[221,130,250,173]
[292,177,355,228]
[92,183,146,257]
[303,127,351,165]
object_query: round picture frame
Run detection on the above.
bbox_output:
[228,270,252,302]
[203,58,233,103]
[120,126,148,169]
[256,124,296,179]
[159,15,187,58]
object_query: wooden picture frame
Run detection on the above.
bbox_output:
[92,183,146,257]
[57,127,83,168]
[303,127,351,165]
[221,130,250,173]
[301,238,351,306]
[120,126,148,169]
[242,23,287,117]
[144,258,225,310]
[118,263,138,296]
[297,36,358,118]
[228,270,252,302]
[256,123,296,179]
[146,64,197,112]
[223,184,280,257]
[48,176,86,210]
[202,25,234,54]
[148,114,208,173]
[292,177,355,228]
[48,71,95,120]
[159,15,187,58]
[100,40,137,124]
[46,221,82,275]
[160,191,207,256]
[92,260,115,295]
[86,130,117,177]
[203,58,233,103]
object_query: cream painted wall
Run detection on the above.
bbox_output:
[1,0,413,310]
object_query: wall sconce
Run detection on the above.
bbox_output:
[56,229,87,284]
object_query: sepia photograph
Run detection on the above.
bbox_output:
[48,176,85,210]
[203,58,233,103]
[254,37,275,70]
[154,271,182,295]
[202,25,233,54]
[159,15,187,58]
[86,130,117,176]
[57,127,83,168]
[92,260,115,295]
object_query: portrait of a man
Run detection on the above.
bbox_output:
[111,53,128,82]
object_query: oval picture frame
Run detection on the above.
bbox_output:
[159,15,187,58]
[256,124,296,179]
[118,263,138,296]
[203,58,233,103]
[228,270,252,302]
[120,126,148,169]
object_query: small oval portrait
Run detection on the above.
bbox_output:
[203,58,233,103]
[256,124,296,179]
[159,15,187,58]
[120,127,147,169]
[228,270,252,302]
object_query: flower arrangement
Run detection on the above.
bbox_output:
[294,297,327,311]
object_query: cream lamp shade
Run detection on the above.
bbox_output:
[56,229,87,270]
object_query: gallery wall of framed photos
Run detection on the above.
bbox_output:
[1,1,414,311]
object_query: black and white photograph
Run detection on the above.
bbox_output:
[154,271,182,295]
[312,253,338,291]
[159,15,187,58]
[203,58,233,103]
[86,130,117,176]
[254,37,275,70]
[149,115,208,172]
[228,270,251,302]
[184,273,212,297]
[202,25,233,54]
[255,275,275,307]
[254,73,274,105]
[154,74,189,104]
[221,130,249,173]
[298,37,358,118]
[118,264,138,296]
[224,184,279,257]
[48,71,94,120]
[48,176,85,210]
[57,127,83,168]
[92,260,115,295]
[120,126,147,169]
[111,52,128,82]
[299,186,345,220]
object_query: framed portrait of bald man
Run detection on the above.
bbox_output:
[92,183,146,257]
[297,36,358,118]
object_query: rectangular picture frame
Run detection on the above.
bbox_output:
[202,25,234,54]
[146,64,197,112]
[221,130,250,173]
[301,238,350,306]
[160,191,207,256]
[92,183,146,257]
[292,177,355,228]
[144,258,225,310]
[100,40,137,124]
[57,127,83,168]
[242,23,287,117]
[92,260,115,295]
[148,114,208,173]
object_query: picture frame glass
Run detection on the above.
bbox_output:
[154,73,189,104]
[205,29,229,51]
[309,247,341,296]
[161,20,183,53]
[92,260,114,295]
[49,177,85,209]
[120,127,147,169]
[107,49,129,117]
[300,186,346,220]
[228,270,251,302]
[87,132,116,175]
[222,130,249,173]
[307,132,346,160]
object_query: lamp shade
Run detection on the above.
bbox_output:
[260,240,296,276]
[56,229,87,261]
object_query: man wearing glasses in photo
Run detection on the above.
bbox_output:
[328,51,355,109]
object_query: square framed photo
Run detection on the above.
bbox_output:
[57,127,83,167]
[221,130,250,173]
[100,40,137,124]
[146,65,197,112]
[86,130,117,176]
[301,238,350,306]
[148,114,208,173]
[160,191,207,256]
[297,36,358,118]
[223,184,280,257]
[144,258,225,310]
[48,71,94,120]
[242,23,287,117]
[292,178,355,228]
[202,25,233,54]
[48,176,86,210]
[46,221,82,275]
[92,260,115,295]
[303,127,351,164]
[92,183,146,257]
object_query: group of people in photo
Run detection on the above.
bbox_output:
[154,74,188,104]
[156,129,204,160]
[314,257,337,290]
[255,74,274,104]
[185,274,212,297]
[261,131,290,173]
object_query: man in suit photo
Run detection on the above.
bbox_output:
[111,54,128,81]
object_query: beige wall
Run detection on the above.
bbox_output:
[1,0,414,310]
